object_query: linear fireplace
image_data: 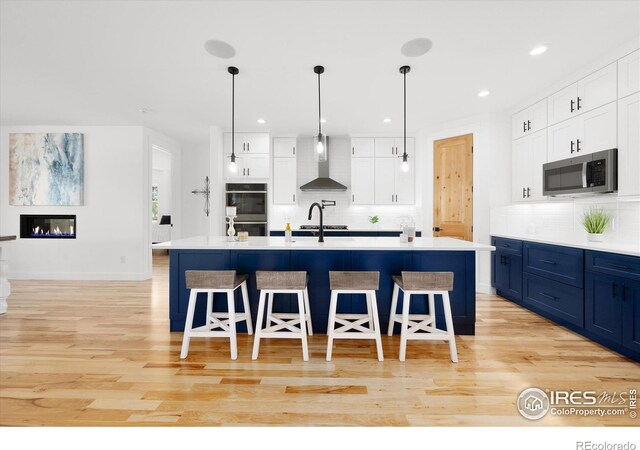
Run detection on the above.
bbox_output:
[20,215,76,239]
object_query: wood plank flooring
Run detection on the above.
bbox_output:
[1,254,638,426]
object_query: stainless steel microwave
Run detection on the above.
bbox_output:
[543,148,617,196]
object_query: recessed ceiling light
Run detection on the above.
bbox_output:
[320,118,326,124]
[383,118,392,123]
[529,45,548,56]
[401,38,433,57]
[257,118,266,124]
[477,90,490,97]
[138,107,153,114]
[204,39,236,59]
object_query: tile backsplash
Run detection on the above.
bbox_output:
[490,196,640,246]
[269,136,423,231]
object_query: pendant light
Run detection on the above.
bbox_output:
[228,66,239,173]
[313,65,327,159]
[399,65,410,172]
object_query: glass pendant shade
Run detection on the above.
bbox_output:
[401,153,409,172]
[228,154,237,172]
[314,133,327,162]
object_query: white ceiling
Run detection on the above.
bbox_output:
[1,1,639,144]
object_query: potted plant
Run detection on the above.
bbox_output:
[368,215,380,229]
[582,207,611,242]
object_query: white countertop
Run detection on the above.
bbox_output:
[492,233,640,257]
[153,236,495,252]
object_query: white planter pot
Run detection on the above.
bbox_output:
[587,233,604,242]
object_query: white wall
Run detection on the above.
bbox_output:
[209,126,225,236]
[0,126,150,280]
[181,142,210,238]
[152,147,172,219]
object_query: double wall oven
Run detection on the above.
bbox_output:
[225,183,268,236]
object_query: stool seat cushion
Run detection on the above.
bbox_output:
[329,271,379,290]
[393,271,454,291]
[185,270,247,289]
[256,271,307,290]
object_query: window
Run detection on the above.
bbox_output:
[151,185,159,221]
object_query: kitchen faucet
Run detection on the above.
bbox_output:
[308,200,335,242]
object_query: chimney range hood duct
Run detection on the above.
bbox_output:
[299,137,347,191]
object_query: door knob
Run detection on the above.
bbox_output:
[433,226,441,232]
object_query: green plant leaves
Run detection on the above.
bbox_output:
[582,207,611,234]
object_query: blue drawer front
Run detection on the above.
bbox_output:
[524,242,584,288]
[491,236,522,256]
[586,251,640,282]
[523,273,584,327]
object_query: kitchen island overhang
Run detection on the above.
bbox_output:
[154,236,495,335]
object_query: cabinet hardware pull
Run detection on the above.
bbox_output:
[293,194,296,202]
[539,292,557,301]
[523,122,527,132]
[503,243,510,247]
[622,284,628,300]
[247,168,250,176]
[570,140,575,153]
[352,147,355,155]
[576,139,581,152]
[527,187,530,198]
[522,187,526,198]
[500,255,504,264]
[608,263,631,270]
[612,282,617,298]
[527,120,531,131]
[540,259,557,265]
[293,147,296,155]
[243,168,246,176]
[352,194,354,201]
[570,99,575,113]
[247,143,250,152]
[243,143,246,151]
[577,97,582,110]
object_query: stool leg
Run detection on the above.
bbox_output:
[368,291,384,362]
[442,292,458,363]
[240,281,253,335]
[206,292,213,327]
[388,283,400,336]
[399,293,411,362]
[252,290,267,360]
[266,292,274,327]
[297,291,309,361]
[428,293,436,326]
[326,290,338,361]
[304,287,313,336]
[180,290,197,359]
[227,290,237,360]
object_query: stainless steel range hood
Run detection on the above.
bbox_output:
[299,137,347,191]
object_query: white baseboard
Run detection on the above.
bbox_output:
[8,271,151,281]
[477,283,494,294]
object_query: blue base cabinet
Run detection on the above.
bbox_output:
[492,237,640,362]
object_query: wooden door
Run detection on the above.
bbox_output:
[433,134,473,241]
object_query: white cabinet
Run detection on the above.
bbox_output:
[618,92,640,196]
[273,157,297,204]
[351,158,375,204]
[547,102,617,162]
[373,157,415,205]
[618,50,640,99]
[224,132,270,154]
[224,154,270,180]
[273,137,296,158]
[394,157,415,205]
[548,63,617,126]
[350,138,375,157]
[374,137,414,158]
[512,130,547,202]
[512,99,547,139]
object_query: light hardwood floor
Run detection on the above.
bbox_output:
[1,254,637,426]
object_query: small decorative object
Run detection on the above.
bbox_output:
[368,215,380,225]
[583,207,611,242]
[191,176,211,216]
[226,211,237,241]
[237,231,249,242]
[403,226,416,242]
[9,133,84,205]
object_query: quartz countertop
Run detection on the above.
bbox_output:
[491,233,640,257]
[153,236,494,252]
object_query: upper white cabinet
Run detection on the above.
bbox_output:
[273,137,296,158]
[351,157,375,204]
[512,99,547,140]
[512,130,547,202]
[374,137,414,158]
[548,63,617,126]
[618,50,640,99]
[350,138,375,157]
[273,157,297,204]
[617,92,640,196]
[223,132,270,154]
[224,154,270,180]
[373,157,415,205]
[547,102,617,162]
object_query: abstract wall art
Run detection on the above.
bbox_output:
[9,133,84,206]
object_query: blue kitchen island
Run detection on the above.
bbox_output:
[154,236,494,335]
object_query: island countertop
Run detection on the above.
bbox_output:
[153,235,495,252]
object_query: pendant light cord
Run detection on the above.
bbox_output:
[318,71,322,136]
[403,69,407,158]
[231,71,235,157]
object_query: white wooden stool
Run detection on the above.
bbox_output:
[252,271,311,361]
[387,271,458,362]
[180,270,253,360]
[326,271,383,361]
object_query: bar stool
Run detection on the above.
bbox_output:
[180,270,253,360]
[326,271,383,362]
[252,271,311,361]
[387,271,458,363]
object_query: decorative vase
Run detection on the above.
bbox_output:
[587,233,604,242]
